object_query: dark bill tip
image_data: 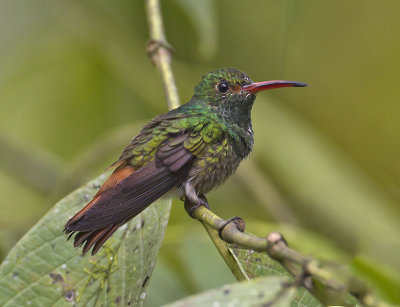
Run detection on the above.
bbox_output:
[292,82,308,87]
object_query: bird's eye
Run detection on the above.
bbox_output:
[217,81,229,94]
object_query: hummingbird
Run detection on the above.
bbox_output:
[65,68,307,255]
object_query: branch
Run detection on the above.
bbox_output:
[186,202,385,307]
[145,0,180,110]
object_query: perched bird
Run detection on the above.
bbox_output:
[65,68,307,255]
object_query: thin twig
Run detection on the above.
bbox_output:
[145,0,180,110]
[183,191,245,282]
[203,222,248,282]
[187,203,384,307]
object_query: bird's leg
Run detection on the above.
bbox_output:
[183,182,210,217]
[184,194,210,217]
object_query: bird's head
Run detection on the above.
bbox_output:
[192,67,307,109]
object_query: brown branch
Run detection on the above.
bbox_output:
[145,0,180,110]
[186,202,384,307]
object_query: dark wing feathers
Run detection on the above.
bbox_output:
[67,136,195,231]
[65,133,198,254]
[156,144,194,173]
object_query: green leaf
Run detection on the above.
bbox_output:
[164,276,297,307]
[291,288,322,307]
[229,245,289,279]
[0,173,171,306]
[228,245,322,307]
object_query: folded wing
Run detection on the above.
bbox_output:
[65,133,197,255]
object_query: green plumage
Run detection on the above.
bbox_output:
[114,68,255,198]
[65,67,307,255]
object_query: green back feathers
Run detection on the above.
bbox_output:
[121,68,256,168]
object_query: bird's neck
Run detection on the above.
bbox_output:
[186,97,255,157]
[219,96,255,158]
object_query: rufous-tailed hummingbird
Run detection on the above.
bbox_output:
[65,68,307,255]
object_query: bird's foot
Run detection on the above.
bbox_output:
[184,194,210,218]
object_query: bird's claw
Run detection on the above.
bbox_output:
[184,194,210,218]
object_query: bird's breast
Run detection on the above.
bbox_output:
[187,139,243,195]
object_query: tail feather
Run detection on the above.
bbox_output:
[64,164,135,255]
[92,222,123,255]
[82,227,109,254]
[73,231,92,247]
[65,164,135,230]
[65,196,100,230]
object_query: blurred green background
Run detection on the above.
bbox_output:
[1,0,399,305]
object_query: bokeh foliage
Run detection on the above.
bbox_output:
[0,174,171,306]
[0,0,399,305]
